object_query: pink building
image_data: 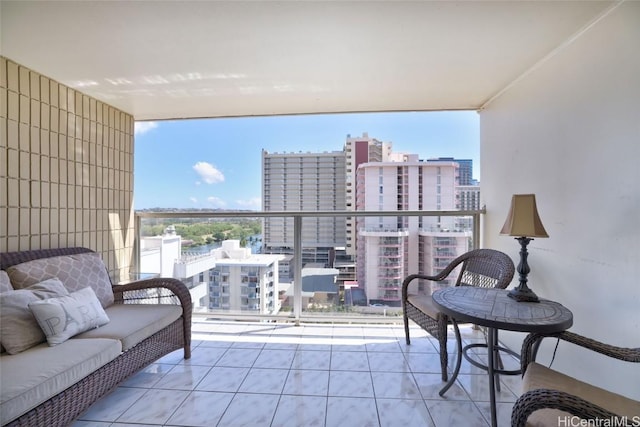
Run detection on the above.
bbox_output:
[355,160,471,305]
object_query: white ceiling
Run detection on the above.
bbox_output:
[1,0,617,121]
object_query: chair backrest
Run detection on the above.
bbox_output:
[449,249,515,289]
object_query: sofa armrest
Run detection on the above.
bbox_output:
[521,331,640,375]
[112,277,192,312]
[511,389,629,427]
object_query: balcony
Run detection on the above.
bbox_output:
[2,0,638,420]
[71,320,516,426]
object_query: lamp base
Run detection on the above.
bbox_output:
[508,287,540,303]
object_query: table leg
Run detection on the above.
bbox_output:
[493,328,501,393]
[439,318,462,396]
[488,327,497,427]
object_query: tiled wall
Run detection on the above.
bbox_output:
[0,57,134,281]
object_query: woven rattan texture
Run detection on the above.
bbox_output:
[402,249,515,381]
[1,247,192,427]
[512,331,640,426]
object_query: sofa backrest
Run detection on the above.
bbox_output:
[0,248,115,308]
[0,247,95,270]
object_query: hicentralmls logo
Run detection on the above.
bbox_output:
[557,416,640,427]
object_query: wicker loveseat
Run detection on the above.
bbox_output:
[512,331,640,426]
[0,247,192,427]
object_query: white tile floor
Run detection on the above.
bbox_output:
[72,320,523,427]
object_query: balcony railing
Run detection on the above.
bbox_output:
[134,208,483,324]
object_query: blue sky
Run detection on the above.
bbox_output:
[134,111,479,210]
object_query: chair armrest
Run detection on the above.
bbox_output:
[521,331,640,374]
[511,389,629,427]
[401,264,460,299]
[112,277,193,315]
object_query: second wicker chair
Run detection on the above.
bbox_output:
[402,248,515,381]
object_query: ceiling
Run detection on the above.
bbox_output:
[1,1,617,121]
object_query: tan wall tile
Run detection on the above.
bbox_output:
[0,57,7,89]
[1,87,7,119]
[18,67,29,96]
[7,61,19,92]
[1,59,134,280]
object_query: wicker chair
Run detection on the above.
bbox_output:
[512,331,640,427]
[402,248,515,381]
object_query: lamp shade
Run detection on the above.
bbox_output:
[500,194,549,238]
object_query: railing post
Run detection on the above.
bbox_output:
[473,212,480,250]
[293,215,302,325]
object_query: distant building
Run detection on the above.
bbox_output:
[427,157,474,185]
[262,149,346,266]
[208,240,283,314]
[355,160,471,305]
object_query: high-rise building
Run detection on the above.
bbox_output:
[344,133,394,256]
[427,157,474,185]
[355,160,471,306]
[262,149,346,266]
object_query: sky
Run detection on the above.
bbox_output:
[134,111,480,210]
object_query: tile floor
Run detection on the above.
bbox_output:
[72,320,523,427]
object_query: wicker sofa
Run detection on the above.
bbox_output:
[512,331,640,426]
[0,247,192,427]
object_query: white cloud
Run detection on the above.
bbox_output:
[193,162,225,184]
[207,196,227,208]
[189,197,198,204]
[134,121,158,135]
[236,197,261,209]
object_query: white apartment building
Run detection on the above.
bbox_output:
[139,228,213,312]
[355,160,471,305]
[208,240,283,314]
[262,149,346,266]
[344,133,393,256]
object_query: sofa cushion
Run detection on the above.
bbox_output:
[6,252,114,308]
[0,270,11,293]
[29,287,110,346]
[73,304,183,351]
[0,338,122,426]
[0,279,70,354]
[522,362,640,426]
[1,271,12,353]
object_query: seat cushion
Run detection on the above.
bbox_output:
[407,293,442,319]
[522,362,640,426]
[0,338,122,425]
[73,304,183,351]
[6,252,114,308]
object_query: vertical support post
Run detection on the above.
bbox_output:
[473,212,480,250]
[133,214,141,275]
[293,215,302,325]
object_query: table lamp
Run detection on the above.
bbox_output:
[500,194,548,302]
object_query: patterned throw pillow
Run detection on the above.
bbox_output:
[0,278,70,354]
[29,287,110,346]
[7,252,114,308]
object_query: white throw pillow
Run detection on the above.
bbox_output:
[29,287,110,346]
[0,278,70,354]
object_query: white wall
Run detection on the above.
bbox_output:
[481,1,640,400]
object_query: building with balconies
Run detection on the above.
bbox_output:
[262,150,346,266]
[208,240,282,314]
[356,160,470,304]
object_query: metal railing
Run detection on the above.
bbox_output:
[135,208,484,324]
